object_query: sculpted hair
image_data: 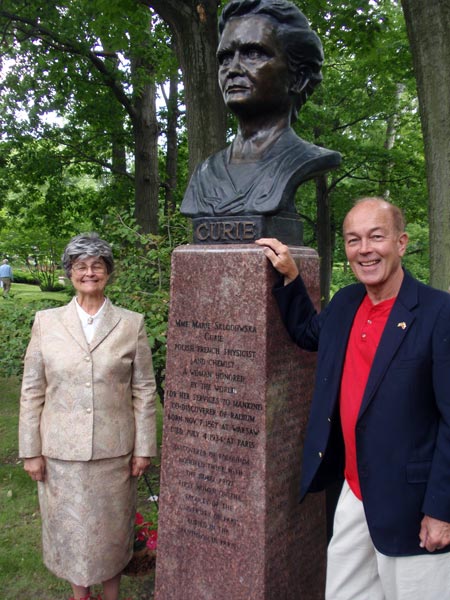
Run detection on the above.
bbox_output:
[62,233,114,278]
[219,0,323,118]
[351,197,406,233]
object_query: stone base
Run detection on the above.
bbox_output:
[155,245,326,600]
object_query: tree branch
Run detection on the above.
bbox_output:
[0,9,137,119]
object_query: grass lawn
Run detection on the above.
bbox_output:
[1,282,70,304]
[0,284,163,600]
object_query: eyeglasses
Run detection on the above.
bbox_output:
[72,262,106,274]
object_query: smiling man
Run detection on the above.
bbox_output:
[256,197,450,600]
[180,0,341,220]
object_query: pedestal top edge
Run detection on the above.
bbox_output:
[173,244,318,257]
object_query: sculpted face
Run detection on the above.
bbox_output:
[217,15,292,117]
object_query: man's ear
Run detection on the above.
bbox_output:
[398,232,409,257]
[289,68,311,95]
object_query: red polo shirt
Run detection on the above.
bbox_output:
[340,294,396,499]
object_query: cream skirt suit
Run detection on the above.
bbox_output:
[19,298,157,586]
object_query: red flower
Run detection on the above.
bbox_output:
[135,512,145,526]
[133,512,158,551]
[146,529,158,550]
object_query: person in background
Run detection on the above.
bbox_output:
[0,258,13,297]
[256,197,450,600]
[19,233,157,600]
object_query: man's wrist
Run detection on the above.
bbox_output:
[284,272,298,286]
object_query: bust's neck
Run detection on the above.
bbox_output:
[231,116,291,163]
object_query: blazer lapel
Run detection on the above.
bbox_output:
[335,285,366,357]
[358,271,418,418]
[59,297,90,352]
[89,299,121,351]
[328,285,366,414]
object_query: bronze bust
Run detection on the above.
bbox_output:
[181,0,341,244]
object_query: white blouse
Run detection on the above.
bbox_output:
[75,298,107,343]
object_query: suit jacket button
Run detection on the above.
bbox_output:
[86,407,92,414]
[318,451,323,458]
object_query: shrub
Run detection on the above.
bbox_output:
[10,270,40,286]
[0,299,65,377]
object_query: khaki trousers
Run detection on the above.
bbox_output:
[1,277,11,294]
[326,480,450,600]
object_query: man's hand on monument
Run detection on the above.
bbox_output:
[419,515,450,552]
[255,238,299,285]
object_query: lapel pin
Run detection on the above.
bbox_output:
[397,322,407,330]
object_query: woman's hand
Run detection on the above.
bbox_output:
[131,456,151,477]
[24,456,46,481]
[255,238,299,284]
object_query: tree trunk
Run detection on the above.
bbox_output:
[111,133,127,177]
[132,70,159,234]
[381,83,404,200]
[316,174,332,308]
[143,0,227,174]
[163,72,180,215]
[401,0,450,289]
[111,128,133,213]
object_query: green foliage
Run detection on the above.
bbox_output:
[0,228,73,292]
[292,0,427,270]
[32,262,65,292]
[403,221,430,284]
[0,297,66,377]
[330,261,359,297]
[0,0,180,236]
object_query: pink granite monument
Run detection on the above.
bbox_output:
[155,245,326,600]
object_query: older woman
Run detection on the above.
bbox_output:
[19,233,157,600]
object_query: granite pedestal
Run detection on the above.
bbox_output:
[155,245,326,600]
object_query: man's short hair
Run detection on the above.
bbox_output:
[352,197,406,233]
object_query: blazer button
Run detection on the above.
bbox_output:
[85,356,91,362]
[85,382,91,388]
[86,407,92,414]
[318,451,323,458]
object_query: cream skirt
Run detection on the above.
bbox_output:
[38,453,136,587]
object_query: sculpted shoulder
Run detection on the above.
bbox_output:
[180,130,341,218]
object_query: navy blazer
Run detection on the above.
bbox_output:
[274,270,450,556]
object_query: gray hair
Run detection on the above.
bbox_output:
[219,0,324,119]
[62,233,114,278]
